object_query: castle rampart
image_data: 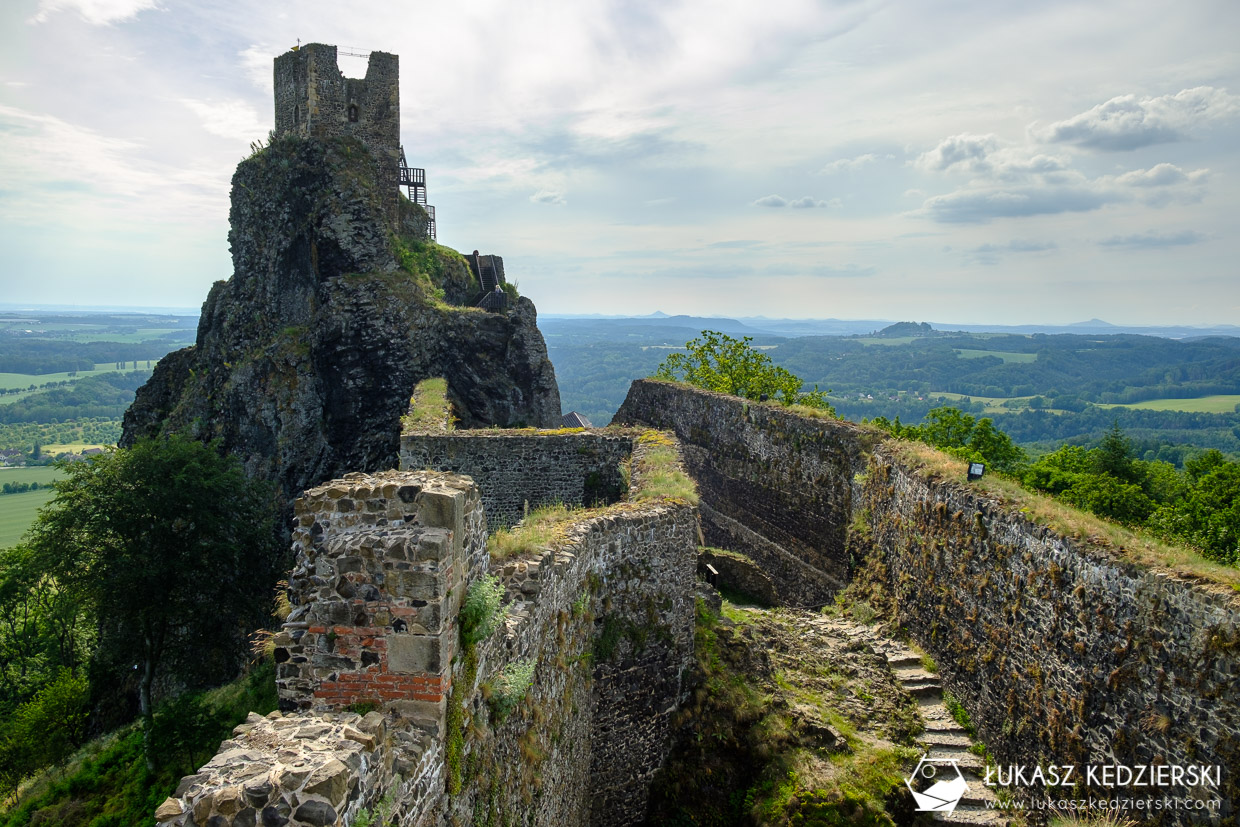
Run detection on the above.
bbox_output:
[400,431,633,529]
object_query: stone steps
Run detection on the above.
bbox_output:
[881,642,1011,826]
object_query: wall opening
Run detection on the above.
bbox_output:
[348,103,359,123]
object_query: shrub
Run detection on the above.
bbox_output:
[489,658,537,723]
[460,575,506,647]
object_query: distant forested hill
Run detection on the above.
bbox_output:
[543,321,1240,457]
[776,333,1240,402]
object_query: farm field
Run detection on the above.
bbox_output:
[0,468,63,547]
[0,487,55,547]
[0,363,153,390]
[1098,395,1240,414]
[0,466,63,486]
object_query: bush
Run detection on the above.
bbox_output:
[460,575,506,647]
[489,658,537,723]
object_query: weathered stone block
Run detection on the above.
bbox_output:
[302,758,350,805]
[387,634,442,673]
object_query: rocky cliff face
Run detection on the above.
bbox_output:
[122,135,560,499]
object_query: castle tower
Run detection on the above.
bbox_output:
[273,44,401,179]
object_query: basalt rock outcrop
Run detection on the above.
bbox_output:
[122,136,560,498]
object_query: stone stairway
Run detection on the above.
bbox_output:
[879,643,1009,825]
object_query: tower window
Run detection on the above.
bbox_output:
[348,104,359,123]
[293,105,300,127]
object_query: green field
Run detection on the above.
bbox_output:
[0,363,153,390]
[0,487,55,547]
[953,349,1037,363]
[0,468,63,547]
[0,466,63,486]
[1099,395,1240,414]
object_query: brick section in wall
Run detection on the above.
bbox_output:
[275,470,488,737]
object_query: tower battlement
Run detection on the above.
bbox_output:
[273,44,401,176]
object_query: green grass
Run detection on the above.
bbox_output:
[0,467,63,486]
[953,348,1036,363]
[487,504,580,560]
[0,487,54,548]
[632,431,699,504]
[400,377,454,433]
[889,439,1240,589]
[1097,394,1240,414]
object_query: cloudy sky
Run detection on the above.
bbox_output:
[1,0,1237,324]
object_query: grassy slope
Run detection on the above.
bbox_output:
[1,663,277,827]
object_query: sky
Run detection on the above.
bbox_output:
[1,0,1237,325]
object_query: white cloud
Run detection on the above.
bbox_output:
[915,133,998,173]
[0,104,225,225]
[821,153,876,173]
[1115,163,1208,187]
[920,186,1113,223]
[179,98,268,142]
[753,194,788,207]
[239,44,276,95]
[789,196,828,208]
[530,189,567,205]
[30,0,159,25]
[1034,87,1240,151]
[1099,231,1207,249]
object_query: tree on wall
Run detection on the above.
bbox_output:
[654,331,834,412]
[27,435,283,766]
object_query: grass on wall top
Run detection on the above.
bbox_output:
[887,439,1240,592]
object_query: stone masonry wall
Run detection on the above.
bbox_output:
[617,379,1240,823]
[274,44,401,180]
[159,433,698,827]
[445,497,698,827]
[400,431,633,529]
[614,379,872,606]
[277,471,487,726]
[861,450,1240,820]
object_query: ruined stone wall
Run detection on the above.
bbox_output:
[400,431,633,529]
[617,379,1240,822]
[274,44,401,178]
[159,436,698,827]
[614,379,872,605]
[447,497,698,827]
[861,451,1240,820]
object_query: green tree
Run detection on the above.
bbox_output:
[27,435,283,767]
[654,331,834,412]
[1094,421,1137,483]
[0,669,90,796]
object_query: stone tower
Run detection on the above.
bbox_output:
[273,44,401,179]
